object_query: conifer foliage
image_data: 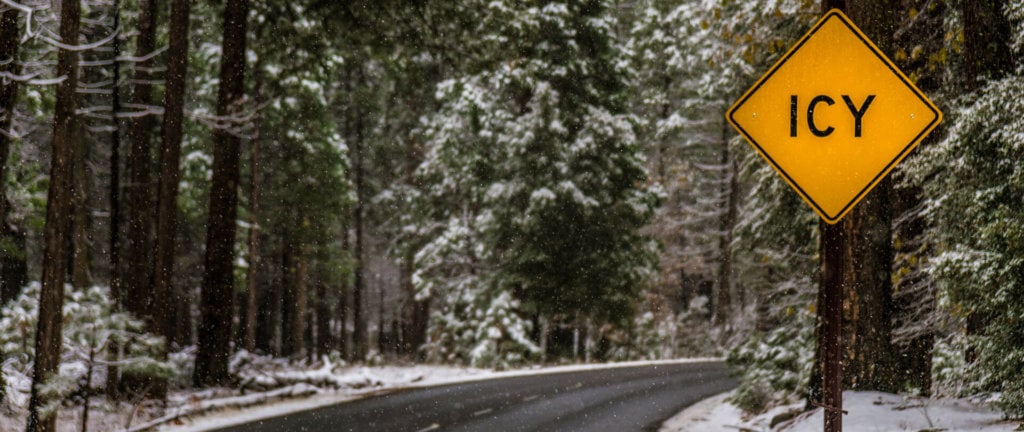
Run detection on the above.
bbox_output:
[416,0,659,367]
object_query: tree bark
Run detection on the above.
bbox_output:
[839,3,900,393]
[242,59,263,353]
[26,0,81,430]
[349,65,367,362]
[0,7,27,304]
[153,0,191,347]
[291,243,308,357]
[889,0,950,395]
[337,220,349,358]
[242,150,259,350]
[71,120,90,289]
[105,0,124,399]
[714,116,736,326]
[194,0,248,387]
[315,280,333,357]
[123,0,159,317]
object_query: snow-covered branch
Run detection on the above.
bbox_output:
[39,28,117,51]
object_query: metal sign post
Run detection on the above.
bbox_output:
[820,221,844,432]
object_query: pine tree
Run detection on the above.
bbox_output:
[414,0,660,364]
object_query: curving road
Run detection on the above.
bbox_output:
[214,361,735,432]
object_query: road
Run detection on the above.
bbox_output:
[214,361,735,432]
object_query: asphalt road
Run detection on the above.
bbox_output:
[214,361,735,432]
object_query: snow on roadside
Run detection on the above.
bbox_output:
[661,390,1021,432]
[659,391,746,432]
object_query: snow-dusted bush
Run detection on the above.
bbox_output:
[930,333,969,398]
[0,283,172,410]
[728,316,814,413]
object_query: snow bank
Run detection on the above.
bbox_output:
[662,391,1021,432]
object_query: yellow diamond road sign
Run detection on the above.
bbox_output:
[727,9,941,224]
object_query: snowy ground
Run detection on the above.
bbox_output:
[1,355,720,432]
[660,390,1022,432]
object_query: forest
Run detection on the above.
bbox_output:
[0,0,1022,431]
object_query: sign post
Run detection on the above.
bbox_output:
[726,9,941,432]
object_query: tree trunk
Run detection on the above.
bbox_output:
[242,58,265,353]
[105,0,124,399]
[349,66,367,362]
[268,251,284,356]
[71,117,90,289]
[337,220,349,358]
[291,244,308,357]
[839,3,900,393]
[26,0,81,430]
[194,0,248,388]
[243,90,260,352]
[714,116,736,326]
[0,7,26,304]
[400,251,429,360]
[315,280,333,357]
[887,0,952,395]
[153,0,191,348]
[123,0,159,317]
[280,240,294,355]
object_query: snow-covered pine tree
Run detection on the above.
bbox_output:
[475,0,659,360]
[1,283,171,425]
[415,0,659,365]
[414,73,542,368]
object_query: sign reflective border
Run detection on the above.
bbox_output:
[727,9,941,224]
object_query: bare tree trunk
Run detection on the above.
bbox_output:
[349,66,367,362]
[194,0,248,387]
[123,0,159,317]
[71,118,90,289]
[337,220,349,358]
[243,130,260,353]
[241,59,263,353]
[27,0,81,430]
[0,7,26,304]
[0,4,15,412]
[315,280,332,357]
[714,117,736,326]
[268,249,283,356]
[153,0,191,349]
[105,0,125,399]
[889,0,951,395]
[291,242,308,357]
[840,3,900,393]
